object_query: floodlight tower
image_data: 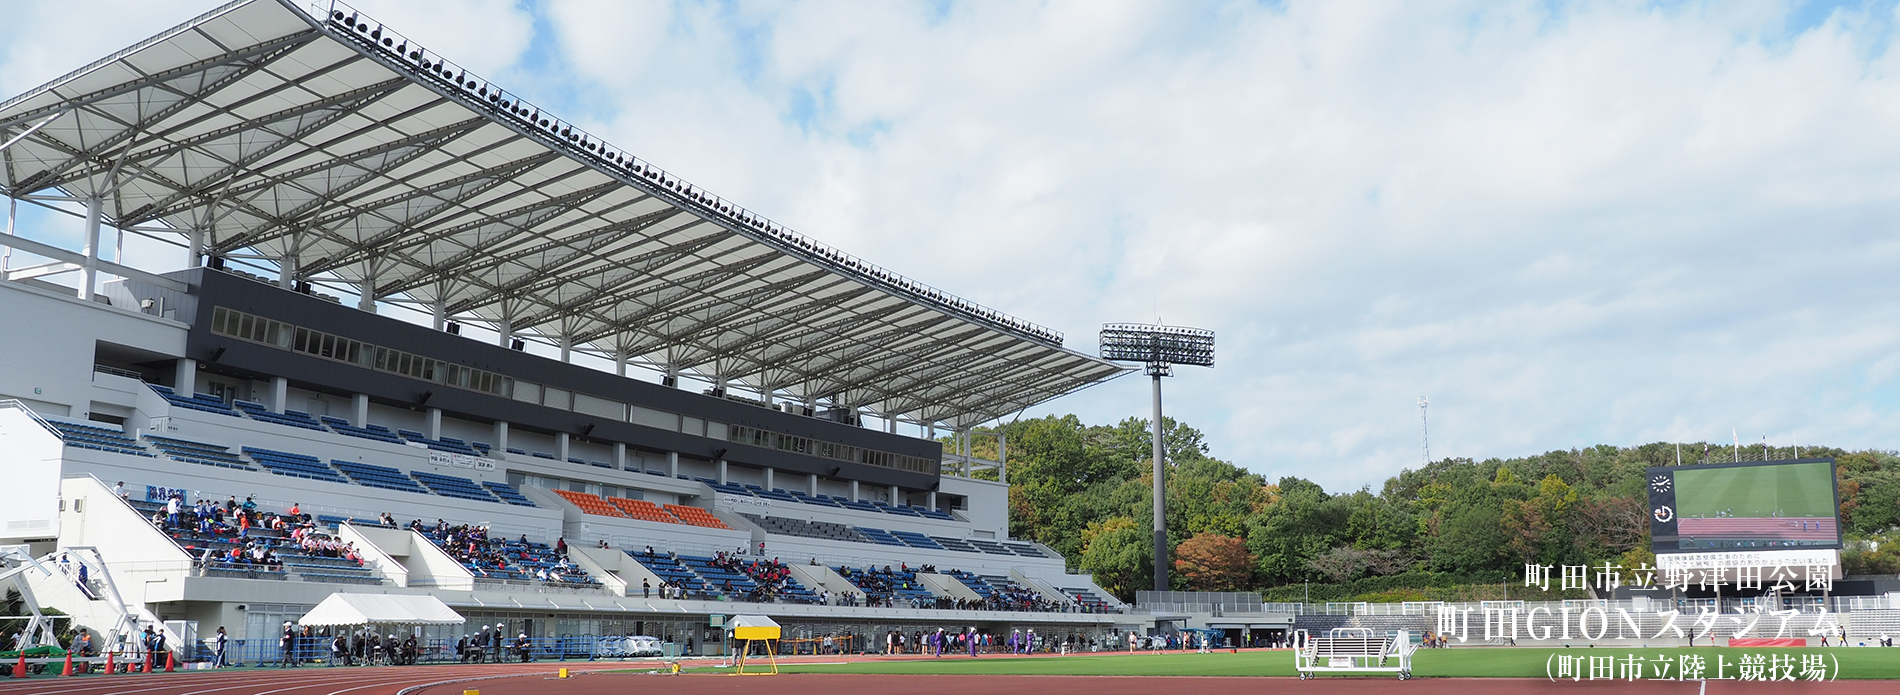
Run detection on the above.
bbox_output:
[1100,323,1215,593]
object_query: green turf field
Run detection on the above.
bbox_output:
[666,647,1900,679]
[1674,462,1834,519]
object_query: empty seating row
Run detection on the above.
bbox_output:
[740,514,870,543]
[145,435,256,471]
[45,419,154,457]
[663,504,732,530]
[396,429,482,456]
[608,497,683,525]
[232,401,328,431]
[554,489,628,517]
[150,385,240,416]
[482,481,536,507]
[888,530,945,550]
[411,471,501,503]
[331,460,428,494]
[319,416,406,445]
[709,482,957,519]
[242,447,351,484]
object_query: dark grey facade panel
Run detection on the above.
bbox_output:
[141,268,940,490]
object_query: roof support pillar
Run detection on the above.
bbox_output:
[927,491,937,511]
[431,295,446,331]
[612,442,627,471]
[277,236,298,289]
[426,407,442,440]
[762,467,774,492]
[888,485,900,505]
[174,358,197,394]
[613,352,627,377]
[849,480,860,503]
[557,432,570,462]
[807,473,818,497]
[559,334,572,363]
[79,195,102,301]
[4,195,15,274]
[997,432,1007,485]
[186,226,204,269]
[493,420,510,457]
[666,451,678,479]
[352,393,369,427]
[497,317,512,348]
[268,376,288,414]
[716,458,728,485]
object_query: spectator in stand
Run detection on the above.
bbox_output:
[113,481,126,499]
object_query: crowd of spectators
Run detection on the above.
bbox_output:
[412,519,590,584]
[707,552,799,603]
[144,494,364,573]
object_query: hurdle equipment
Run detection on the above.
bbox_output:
[1294,627,1414,680]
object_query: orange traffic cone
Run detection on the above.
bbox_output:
[140,654,149,673]
[11,650,24,679]
[165,651,175,673]
[104,651,114,675]
[61,651,73,677]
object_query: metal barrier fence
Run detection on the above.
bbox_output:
[187,636,678,667]
[1137,595,1877,617]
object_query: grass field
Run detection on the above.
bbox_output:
[671,647,1900,680]
[1675,462,1834,518]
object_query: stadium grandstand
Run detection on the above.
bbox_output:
[0,0,1142,663]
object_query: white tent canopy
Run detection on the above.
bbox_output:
[298,593,465,626]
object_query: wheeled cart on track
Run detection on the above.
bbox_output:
[1294,627,1413,680]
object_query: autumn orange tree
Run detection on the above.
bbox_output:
[1174,532,1253,591]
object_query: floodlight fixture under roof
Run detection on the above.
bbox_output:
[1098,322,1214,593]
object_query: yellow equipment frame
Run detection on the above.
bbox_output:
[732,624,780,676]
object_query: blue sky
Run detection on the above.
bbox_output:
[8,0,1900,492]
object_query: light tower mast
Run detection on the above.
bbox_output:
[1419,396,1430,465]
[1100,323,1214,593]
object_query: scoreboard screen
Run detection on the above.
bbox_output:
[1647,458,1841,554]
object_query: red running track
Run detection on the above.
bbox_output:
[0,662,633,695]
[413,672,1900,695]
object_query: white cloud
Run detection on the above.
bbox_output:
[10,0,1900,493]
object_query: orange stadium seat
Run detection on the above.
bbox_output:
[607,497,683,525]
[663,504,732,530]
[553,489,629,518]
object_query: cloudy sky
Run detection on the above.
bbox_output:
[5,0,1898,493]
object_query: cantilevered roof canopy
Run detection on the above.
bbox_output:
[0,0,1126,429]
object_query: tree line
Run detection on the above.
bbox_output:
[962,415,1900,602]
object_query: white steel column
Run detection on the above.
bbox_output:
[79,196,102,300]
[187,227,205,269]
[559,335,571,363]
[666,451,679,478]
[849,480,860,502]
[762,467,774,491]
[556,432,570,462]
[716,459,728,485]
[613,443,627,470]
[268,377,288,414]
[806,473,818,496]
[927,491,937,511]
[352,393,369,426]
[493,420,510,456]
[174,359,197,394]
[426,407,442,440]
[614,352,627,377]
[888,485,900,505]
